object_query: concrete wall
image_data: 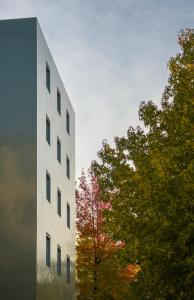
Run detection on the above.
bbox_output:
[0,17,76,300]
[36,20,76,300]
[0,18,37,300]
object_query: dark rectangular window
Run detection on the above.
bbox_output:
[66,156,70,179]
[57,246,61,276]
[57,189,61,217]
[46,62,50,92]
[57,89,61,115]
[46,234,51,267]
[57,138,61,163]
[46,116,50,145]
[66,110,70,135]
[46,172,51,202]
[67,203,70,229]
[67,256,71,284]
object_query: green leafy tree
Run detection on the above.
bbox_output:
[92,29,194,299]
[76,171,138,300]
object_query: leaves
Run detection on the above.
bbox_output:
[76,170,138,300]
[92,29,194,299]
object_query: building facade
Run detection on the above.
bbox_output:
[0,18,75,300]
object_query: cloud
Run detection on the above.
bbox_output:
[0,0,193,177]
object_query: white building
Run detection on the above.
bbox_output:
[0,17,75,300]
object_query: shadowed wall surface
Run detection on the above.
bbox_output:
[0,18,37,300]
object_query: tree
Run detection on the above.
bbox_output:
[76,170,138,300]
[92,29,194,299]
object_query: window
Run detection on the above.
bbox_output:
[66,110,70,135]
[46,234,51,267]
[57,138,61,163]
[57,89,61,115]
[57,246,61,276]
[46,62,50,92]
[46,172,51,202]
[67,203,70,229]
[57,189,61,217]
[67,256,71,284]
[66,156,70,179]
[46,116,50,145]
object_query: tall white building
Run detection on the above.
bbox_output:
[0,17,75,300]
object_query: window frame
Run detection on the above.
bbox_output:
[57,137,61,164]
[57,88,61,115]
[57,189,61,217]
[67,255,71,284]
[46,62,51,93]
[46,171,51,202]
[66,109,70,135]
[57,245,61,276]
[67,202,70,229]
[46,116,50,145]
[66,155,70,180]
[46,234,51,267]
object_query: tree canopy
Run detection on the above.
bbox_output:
[92,29,194,299]
[76,171,139,300]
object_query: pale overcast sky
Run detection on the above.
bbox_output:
[0,0,193,178]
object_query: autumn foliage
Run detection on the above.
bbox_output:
[76,170,139,300]
[92,29,194,299]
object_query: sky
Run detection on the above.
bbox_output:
[0,0,193,178]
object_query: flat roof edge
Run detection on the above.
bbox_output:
[0,17,37,23]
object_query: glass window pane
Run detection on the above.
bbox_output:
[57,190,61,217]
[46,235,51,267]
[57,246,61,275]
[66,110,70,135]
[57,89,61,115]
[46,117,50,145]
[67,256,71,284]
[46,172,51,202]
[67,203,70,229]
[46,62,50,92]
[66,156,70,179]
[57,138,61,163]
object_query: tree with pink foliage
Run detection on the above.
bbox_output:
[76,170,139,300]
